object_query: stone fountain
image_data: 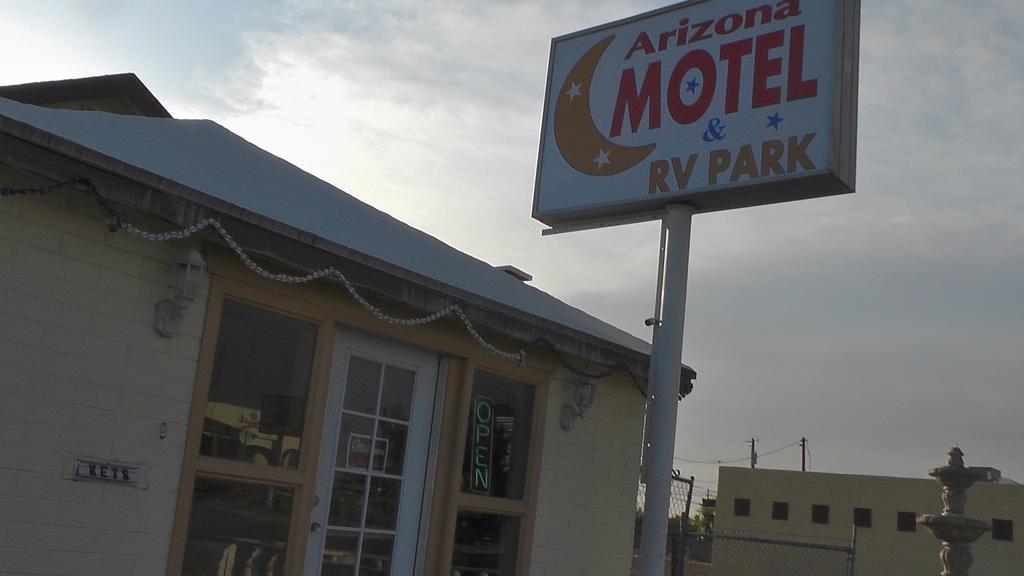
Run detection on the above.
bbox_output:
[916,447,991,576]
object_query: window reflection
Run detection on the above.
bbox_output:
[450,511,521,576]
[322,531,358,576]
[182,478,294,576]
[201,301,316,468]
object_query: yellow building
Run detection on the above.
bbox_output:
[713,466,1023,575]
[0,74,695,575]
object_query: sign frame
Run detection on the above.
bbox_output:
[346,432,390,471]
[71,458,144,486]
[533,0,860,232]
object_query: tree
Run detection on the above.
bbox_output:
[693,505,715,535]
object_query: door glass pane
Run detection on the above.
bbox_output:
[374,421,408,475]
[379,366,415,421]
[450,511,521,576]
[365,477,402,530]
[328,472,367,528]
[358,535,394,576]
[321,531,359,576]
[461,372,535,499]
[182,478,294,576]
[343,357,382,415]
[321,351,429,576]
[337,414,377,471]
[202,300,316,468]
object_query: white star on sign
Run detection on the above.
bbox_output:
[565,81,583,102]
[594,149,611,170]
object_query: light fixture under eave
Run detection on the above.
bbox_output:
[154,246,207,337]
[559,378,599,431]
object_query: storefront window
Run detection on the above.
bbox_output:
[461,372,534,499]
[450,511,521,576]
[201,300,317,468]
[181,478,294,576]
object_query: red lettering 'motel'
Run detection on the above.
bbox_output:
[668,49,716,125]
[787,25,817,101]
[609,22,818,135]
[720,38,753,114]
[611,61,662,137]
[753,29,785,109]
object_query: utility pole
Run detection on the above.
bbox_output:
[801,437,807,472]
[748,437,757,469]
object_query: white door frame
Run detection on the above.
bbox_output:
[304,327,445,575]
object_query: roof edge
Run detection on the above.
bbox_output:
[0,108,697,383]
[0,73,172,118]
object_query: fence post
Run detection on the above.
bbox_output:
[848,524,857,576]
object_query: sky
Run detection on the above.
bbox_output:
[2,0,1022,496]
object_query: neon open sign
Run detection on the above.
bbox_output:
[470,396,494,495]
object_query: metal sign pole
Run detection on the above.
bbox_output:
[639,204,695,576]
[641,220,670,483]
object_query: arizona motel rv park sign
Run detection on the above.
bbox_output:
[533,0,859,229]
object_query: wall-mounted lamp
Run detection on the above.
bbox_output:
[559,379,599,431]
[154,246,206,337]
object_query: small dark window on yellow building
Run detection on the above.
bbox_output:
[734,498,751,517]
[811,504,830,524]
[772,501,789,521]
[993,519,1013,541]
[854,507,872,528]
[897,511,917,532]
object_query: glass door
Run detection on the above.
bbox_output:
[305,328,440,575]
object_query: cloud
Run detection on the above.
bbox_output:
[6,0,1021,486]
[186,2,1024,485]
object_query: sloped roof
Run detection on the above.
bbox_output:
[0,96,654,357]
[0,74,171,118]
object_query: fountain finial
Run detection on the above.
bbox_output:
[948,446,965,468]
[918,446,991,576]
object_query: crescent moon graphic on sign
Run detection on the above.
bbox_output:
[554,35,656,177]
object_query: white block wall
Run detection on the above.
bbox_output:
[530,369,646,575]
[0,188,207,575]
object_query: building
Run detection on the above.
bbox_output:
[0,74,695,575]
[713,466,1023,575]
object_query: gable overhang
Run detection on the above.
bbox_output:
[0,74,172,118]
[0,113,696,386]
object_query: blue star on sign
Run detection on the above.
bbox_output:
[686,77,700,94]
[767,111,784,130]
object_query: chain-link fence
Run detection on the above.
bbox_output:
[633,476,706,576]
[710,530,855,576]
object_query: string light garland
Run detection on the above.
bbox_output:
[3,178,524,362]
[2,178,665,396]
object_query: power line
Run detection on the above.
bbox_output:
[675,440,750,445]
[674,439,802,466]
[674,454,749,465]
[759,441,801,459]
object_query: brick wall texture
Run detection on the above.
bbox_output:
[530,369,646,576]
[0,189,207,575]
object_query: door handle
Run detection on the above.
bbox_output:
[311,521,322,533]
